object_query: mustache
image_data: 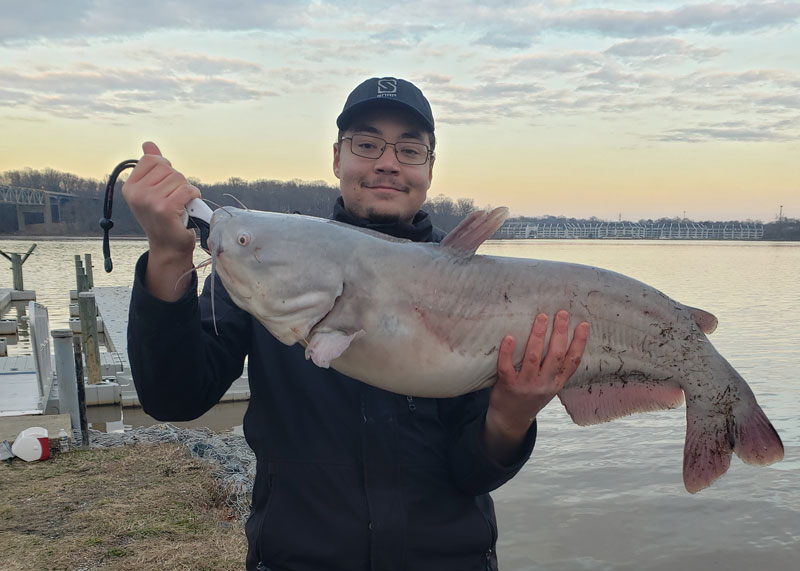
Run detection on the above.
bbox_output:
[362,179,409,193]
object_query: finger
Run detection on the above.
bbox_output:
[557,321,590,382]
[132,161,179,192]
[137,141,172,172]
[127,153,172,185]
[539,310,570,381]
[165,183,202,209]
[496,335,518,381]
[521,313,548,371]
[142,141,162,156]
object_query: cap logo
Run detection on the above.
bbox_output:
[377,78,397,97]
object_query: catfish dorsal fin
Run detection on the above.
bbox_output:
[440,207,509,255]
[686,305,718,334]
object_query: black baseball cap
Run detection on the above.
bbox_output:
[337,77,434,133]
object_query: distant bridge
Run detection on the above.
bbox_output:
[496,220,764,240]
[0,184,100,232]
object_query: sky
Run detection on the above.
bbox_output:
[1,0,798,222]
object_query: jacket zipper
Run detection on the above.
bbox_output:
[483,512,498,571]
[255,472,275,568]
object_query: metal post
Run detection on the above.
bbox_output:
[78,292,102,385]
[43,193,52,225]
[72,335,90,447]
[52,329,80,430]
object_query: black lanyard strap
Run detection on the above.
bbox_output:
[100,159,138,273]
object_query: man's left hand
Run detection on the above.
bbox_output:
[484,310,589,464]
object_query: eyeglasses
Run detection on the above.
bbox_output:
[341,134,433,165]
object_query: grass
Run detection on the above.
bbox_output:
[0,442,247,570]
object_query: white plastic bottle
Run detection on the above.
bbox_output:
[58,428,70,453]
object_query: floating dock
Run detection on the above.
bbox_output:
[89,286,250,407]
[0,282,250,426]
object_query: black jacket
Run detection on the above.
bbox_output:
[128,202,537,570]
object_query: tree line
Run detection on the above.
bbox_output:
[0,167,476,235]
[1,167,797,240]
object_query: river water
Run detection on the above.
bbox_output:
[1,236,798,570]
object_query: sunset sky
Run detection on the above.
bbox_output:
[1,1,798,222]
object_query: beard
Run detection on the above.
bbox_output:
[364,209,405,224]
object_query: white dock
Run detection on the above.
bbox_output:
[1,286,249,415]
[0,302,53,417]
[0,355,40,416]
[91,286,250,407]
[0,288,36,308]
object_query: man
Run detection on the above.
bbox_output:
[123,77,589,570]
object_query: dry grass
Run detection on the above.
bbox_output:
[0,442,247,570]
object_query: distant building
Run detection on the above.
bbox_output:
[495,220,764,240]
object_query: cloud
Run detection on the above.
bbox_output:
[657,120,798,142]
[0,0,315,44]
[0,62,273,119]
[427,51,800,148]
[604,37,723,61]
[1,1,798,146]
[547,2,800,37]
[474,2,800,49]
[152,53,264,76]
[502,52,604,74]
[6,2,800,48]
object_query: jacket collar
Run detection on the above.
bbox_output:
[332,196,437,243]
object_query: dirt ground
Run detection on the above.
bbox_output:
[0,442,248,570]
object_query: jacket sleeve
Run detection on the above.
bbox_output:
[128,252,251,421]
[441,389,537,496]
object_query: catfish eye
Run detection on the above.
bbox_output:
[237,232,250,246]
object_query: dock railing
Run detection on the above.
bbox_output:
[28,301,55,410]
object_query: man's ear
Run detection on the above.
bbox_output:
[333,141,341,179]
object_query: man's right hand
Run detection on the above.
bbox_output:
[122,141,202,301]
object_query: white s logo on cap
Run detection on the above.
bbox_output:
[377,78,397,95]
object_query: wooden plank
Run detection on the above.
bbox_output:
[78,293,101,384]
[0,413,71,443]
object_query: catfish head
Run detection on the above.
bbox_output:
[208,208,351,346]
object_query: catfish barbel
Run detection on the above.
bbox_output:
[208,206,784,493]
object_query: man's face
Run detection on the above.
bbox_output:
[333,107,434,224]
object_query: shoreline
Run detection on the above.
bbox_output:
[0,235,146,241]
[3,234,800,242]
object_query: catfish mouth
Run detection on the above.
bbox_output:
[212,246,252,301]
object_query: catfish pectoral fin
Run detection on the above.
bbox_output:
[305,329,366,368]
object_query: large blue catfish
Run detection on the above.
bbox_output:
[208,206,783,493]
